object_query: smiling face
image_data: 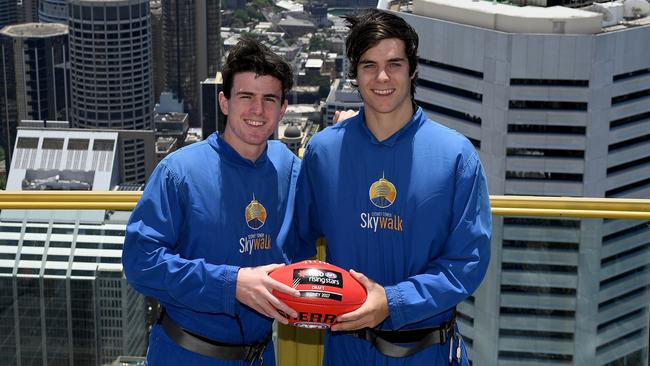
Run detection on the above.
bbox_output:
[356,38,414,123]
[219,71,288,160]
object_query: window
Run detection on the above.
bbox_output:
[17,137,39,149]
[417,99,482,125]
[507,148,584,158]
[511,78,588,87]
[508,124,585,134]
[418,58,483,79]
[509,100,587,111]
[613,68,650,82]
[506,171,583,181]
[417,79,483,101]
[611,88,650,105]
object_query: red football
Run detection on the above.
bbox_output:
[269,260,367,329]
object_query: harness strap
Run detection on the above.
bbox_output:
[160,311,271,362]
[349,312,456,358]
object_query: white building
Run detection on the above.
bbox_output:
[0,128,148,365]
[398,1,650,364]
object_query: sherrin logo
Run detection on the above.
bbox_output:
[240,194,272,255]
[369,173,396,208]
[245,194,266,230]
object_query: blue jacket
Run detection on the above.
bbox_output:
[123,133,305,344]
[296,107,491,331]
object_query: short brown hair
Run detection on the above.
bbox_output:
[344,9,419,97]
[222,37,293,101]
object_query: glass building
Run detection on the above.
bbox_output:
[162,0,220,128]
[0,23,69,170]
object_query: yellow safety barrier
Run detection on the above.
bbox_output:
[1,191,649,366]
[1,191,649,219]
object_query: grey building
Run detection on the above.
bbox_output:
[19,0,39,22]
[324,79,362,127]
[0,0,18,28]
[67,0,155,184]
[38,0,69,24]
[150,0,164,99]
[200,73,224,138]
[398,1,650,365]
[162,0,220,128]
[0,23,69,171]
[0,128,148,366]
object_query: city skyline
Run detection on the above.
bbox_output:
[0,1,649,365]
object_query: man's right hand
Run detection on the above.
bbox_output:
[333,109,358,124]
[235,263,300,324]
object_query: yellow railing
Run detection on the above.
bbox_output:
[1,191,649,366]
[1,191,649,219]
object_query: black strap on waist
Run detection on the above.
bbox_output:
[349,313,456,358]
[159,311,271,362]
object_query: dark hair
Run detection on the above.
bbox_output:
[344,9,419,97]
[221,37,293,101]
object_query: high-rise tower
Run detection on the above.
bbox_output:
[398,1,650,364]
[39,0,69,24]
[162,0,220,128]
[0,0,18,28]
[0,23,69,169]
[68,0,154,184]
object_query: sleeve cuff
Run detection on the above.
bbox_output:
[217,265,240,315]
[384,284,405,329]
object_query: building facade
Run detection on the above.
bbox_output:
[39,0,69,24]
[0,127,148,365]
[324,78,363,127]
[0,0,18,28]
[399,1,650,365]
[67,0,154,184]
[200,73,224,138]
[162,0,220,127]
[0,23,69,170]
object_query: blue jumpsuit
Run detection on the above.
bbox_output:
[296,107,492,365]
[123,133,310,365]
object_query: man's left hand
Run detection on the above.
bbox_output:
[331,270,389,331]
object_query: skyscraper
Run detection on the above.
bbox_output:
[19,0,39,22]
[398,1,650,365]
[162,0,220,128]
[0,23,69,169]
[38,0,69,24]
[68,0,154,184]
[200,72,224,138]
[0,0,18,28]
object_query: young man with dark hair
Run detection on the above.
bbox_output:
[123,38,308,366]
[296,9,492,365]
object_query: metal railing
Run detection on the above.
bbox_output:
[1,191,649,219]
[1,191,649,366]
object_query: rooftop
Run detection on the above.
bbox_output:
[0,22,68,38]
[409,0,650,34]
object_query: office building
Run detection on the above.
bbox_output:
[68,0,154,184]
[19,0,39,22]
[38,0,69,24]
[324,79,363,127]
[398,1,650,364]
[200,73,224,138]
[0,0,18,28]
[0,23,69,170]
[0,127,148,365]
[162,0,220,127]
[150,0,164,100]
